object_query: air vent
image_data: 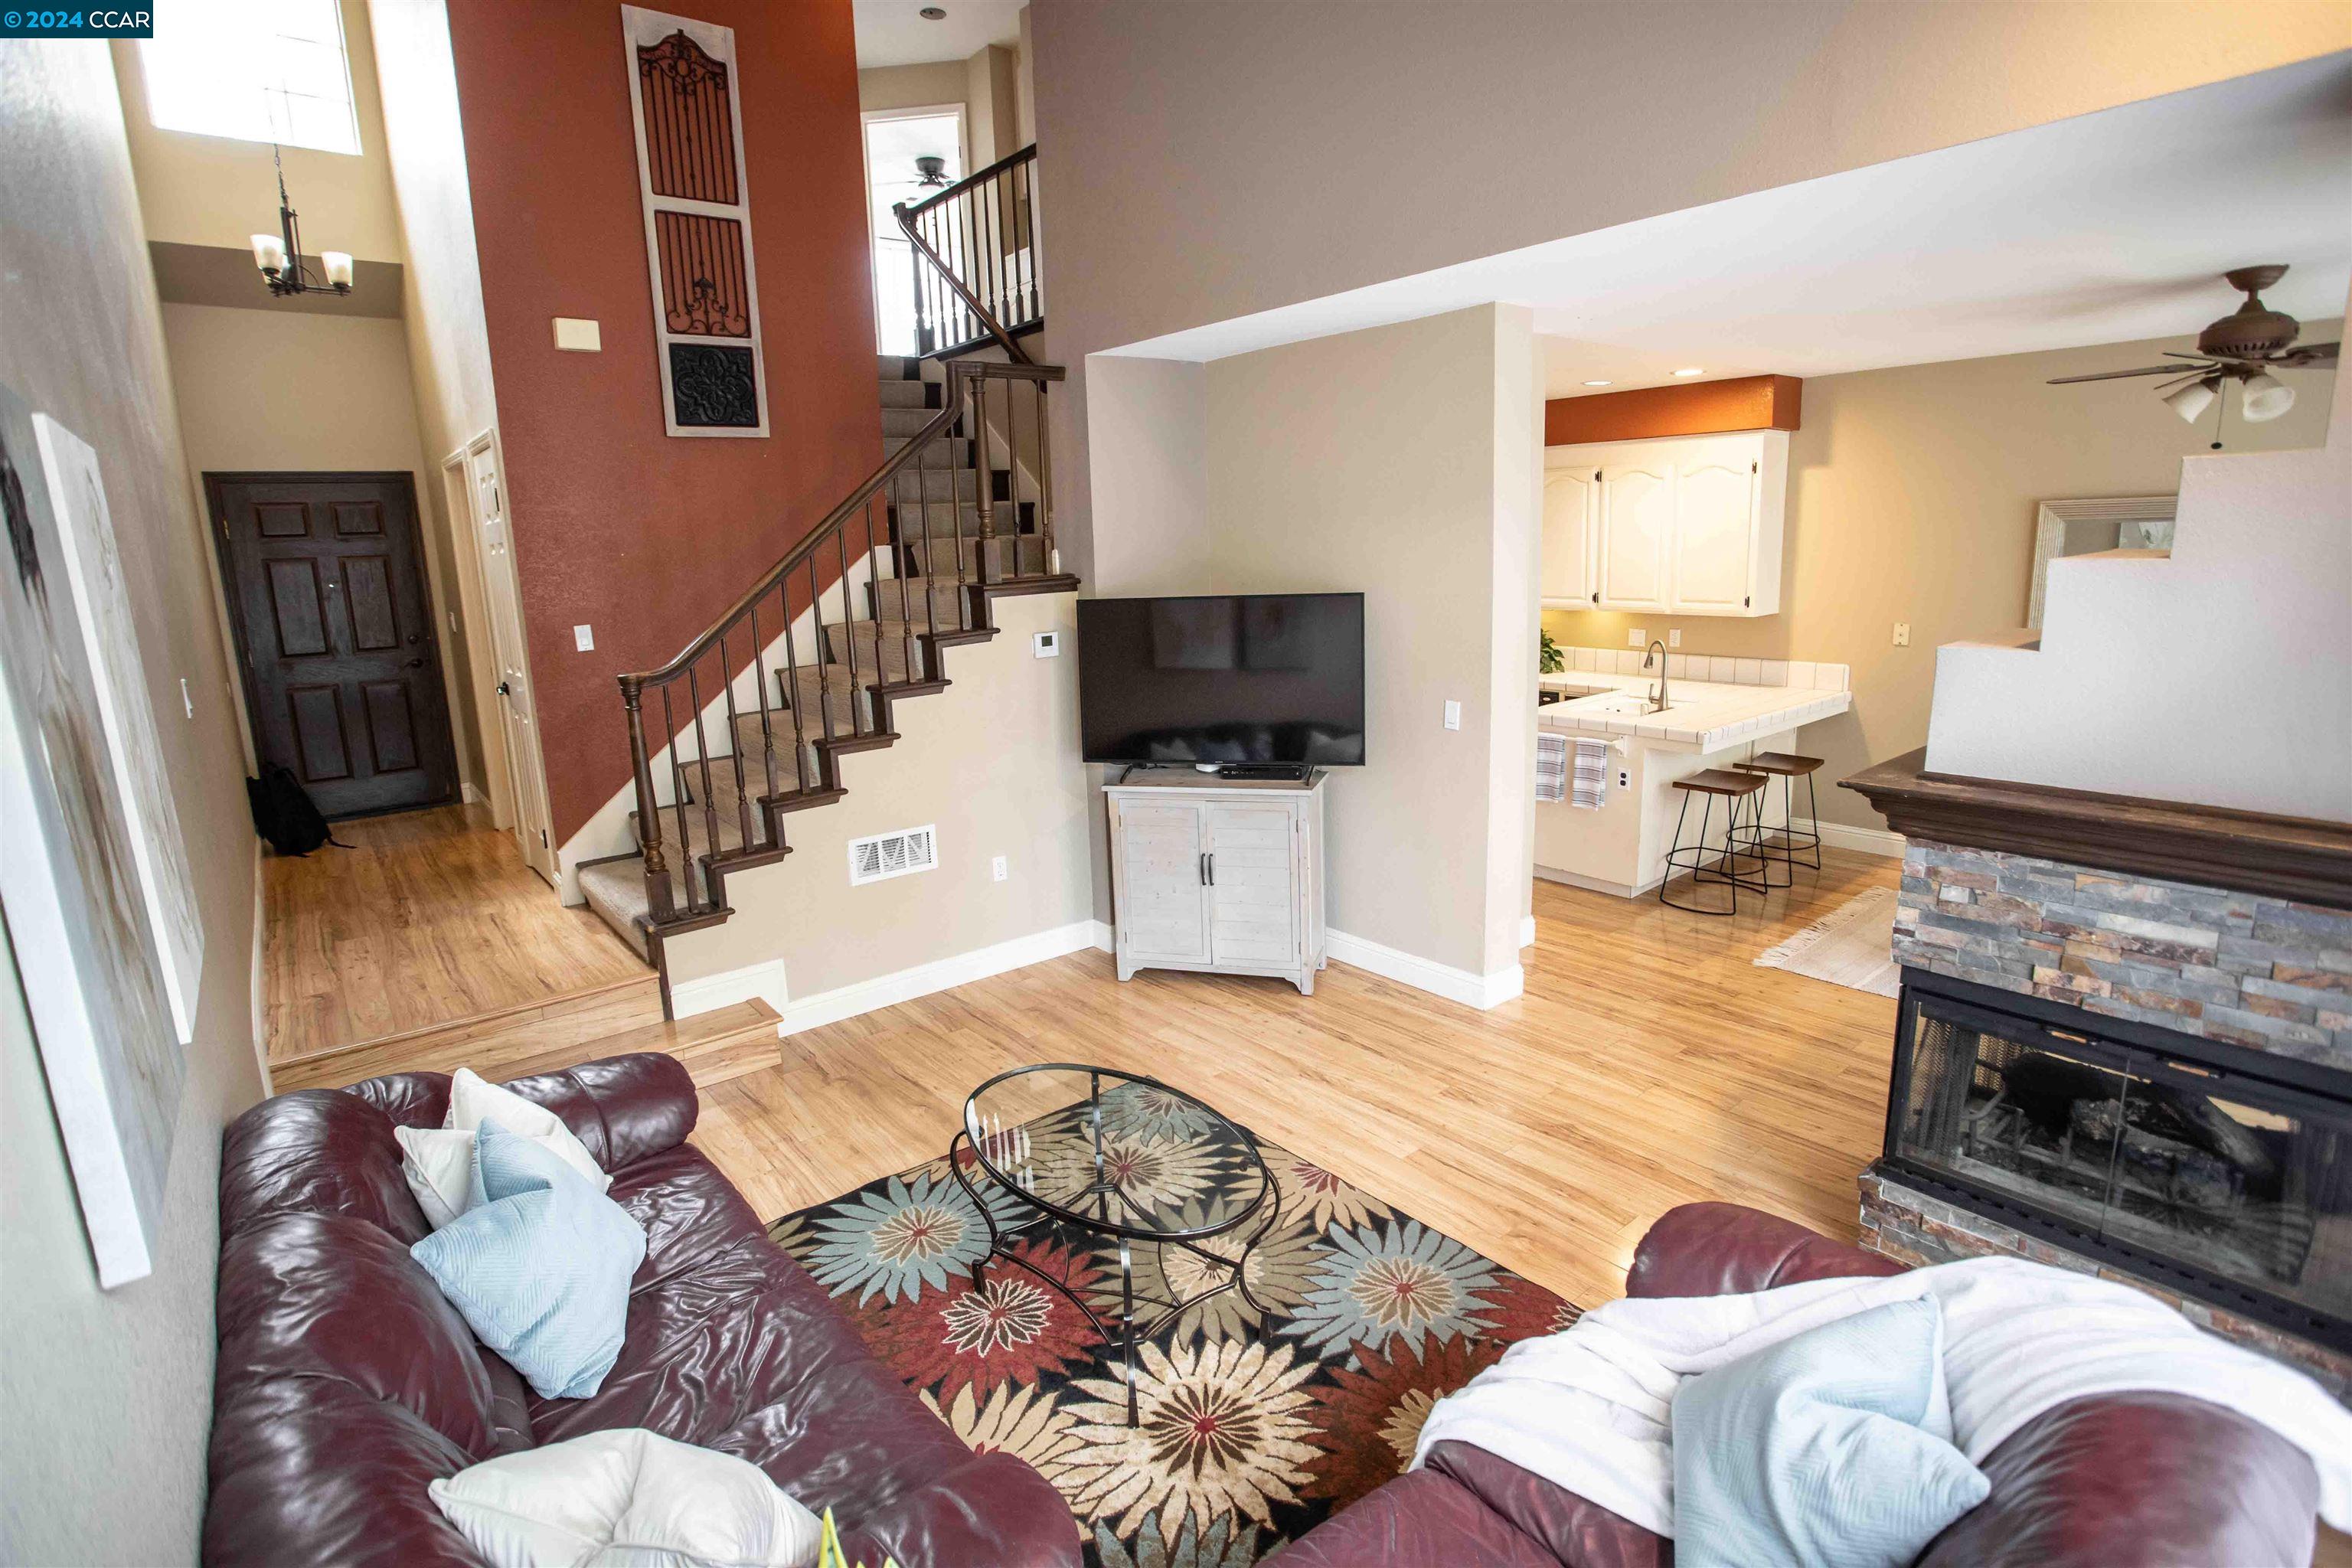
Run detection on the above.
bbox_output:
[848,825,938,886]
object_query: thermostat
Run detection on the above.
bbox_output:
[1033,631,1060,658]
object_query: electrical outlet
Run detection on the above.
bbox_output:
[574,624,595,652]
[1668,629,1681,648]
[991,855,1008,882]
[1618,768,1630,789]
[1442,700,1462,731]
[1628,627,1645,647]
[1893,622,1911,648]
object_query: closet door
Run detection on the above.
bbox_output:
[1669,439,1759,613]
[1596,454,1674,611]
[1541,463,1599,607]
[1116,802,1210,964]
[1204,803,1296,969]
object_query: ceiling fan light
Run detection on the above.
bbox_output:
[2162,377,2219,425]
[2240,371,2295,423]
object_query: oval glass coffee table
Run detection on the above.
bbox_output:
[949,1063,1280,1424]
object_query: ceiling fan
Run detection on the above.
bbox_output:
[2047,265,2339,443]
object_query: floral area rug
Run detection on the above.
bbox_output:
[766,1086,1581,1566]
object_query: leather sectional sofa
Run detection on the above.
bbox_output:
[203,1051,1079,1567]
[1281,1201,2325,1568]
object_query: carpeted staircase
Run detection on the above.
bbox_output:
[578,354,1071,976]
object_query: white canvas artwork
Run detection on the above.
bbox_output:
[0,384,185,1288]
[34,414,204,1043]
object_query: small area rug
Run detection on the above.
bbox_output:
[1753,885,1902,998]
[768,1093,1580,1566]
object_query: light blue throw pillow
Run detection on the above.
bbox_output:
[1671,1298,1991,1568]
[411,1118,646,1401]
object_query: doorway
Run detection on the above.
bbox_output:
[861,104,965,358]
[207,470,458,818]
[444,432,557,885]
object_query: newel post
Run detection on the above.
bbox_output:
[619,675,675,923]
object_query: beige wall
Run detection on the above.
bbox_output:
[1029,1,2350,581]
[2,39,266,1566]
[664,593,1094,1000]
[860,44,1027,167]
[161,303,488,796]
[859,60,969,119]
[368,0,516,827]
[1197,305,1538,981]
[1541,326,2341,830]
[109,0,405,262]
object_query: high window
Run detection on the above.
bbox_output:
[140,0,361,156]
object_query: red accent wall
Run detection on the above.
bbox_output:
[446,0,878,841]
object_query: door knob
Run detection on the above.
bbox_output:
[404,658,426,669]
[497,680,512,696]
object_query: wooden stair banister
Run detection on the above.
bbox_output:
[893,143,1041,362]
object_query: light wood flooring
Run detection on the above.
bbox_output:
[262,803,651,1064]
[703,851,1902,1312]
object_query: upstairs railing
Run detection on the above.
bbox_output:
[615,354,1063,933]
[896,144,1041,361]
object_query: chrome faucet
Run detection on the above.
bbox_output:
[1643,639,1670,713]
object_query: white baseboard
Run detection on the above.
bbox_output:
[1801,818,1906,858]
[1518,913,1537,949]
[461,781,485,805]
[777,920,1103,1037]
[671,957,789,1021]
[1089,918,1115,954]
[1326,928,1523,1010]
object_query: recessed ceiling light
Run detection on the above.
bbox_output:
[1582,379,1612,387]
[920,5,946,17]
[1671,367,1704,377]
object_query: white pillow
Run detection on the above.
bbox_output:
[445,1068,609,1191]
[429,1428,822,1568]
[395,1071,612,1230]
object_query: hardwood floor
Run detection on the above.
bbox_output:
[695,849,1901,1312]
[262,803,650,1063]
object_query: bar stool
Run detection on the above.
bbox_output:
[1731,751,1825,888]
[1660,769,1771,916]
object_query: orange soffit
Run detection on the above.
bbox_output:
[1546,375,1802,444]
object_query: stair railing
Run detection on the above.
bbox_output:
[615,356,1063,931]
[895,144,1041,361]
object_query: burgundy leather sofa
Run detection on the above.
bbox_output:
[1284,1202,2324,1568]
[204,1052,1079,1568]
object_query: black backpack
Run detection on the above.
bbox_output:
[246,766,348,856]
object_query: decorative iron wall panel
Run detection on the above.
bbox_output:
[621,7,767,437]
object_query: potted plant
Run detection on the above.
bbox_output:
[1540,629,1565,675]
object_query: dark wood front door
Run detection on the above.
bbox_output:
[207,472,458,819]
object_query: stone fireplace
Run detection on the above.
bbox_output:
[1845,752,2352,1398]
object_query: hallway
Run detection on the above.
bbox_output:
[261,804,650,1068]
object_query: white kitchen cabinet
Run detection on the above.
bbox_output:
[1106,774,1326,995]
[1544,430,1787,616]
[1540,462,1597,608]
[1596,452,1676,611]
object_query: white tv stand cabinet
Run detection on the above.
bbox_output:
[1104,770,1328,995]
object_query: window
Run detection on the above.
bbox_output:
[139,0,361,155]
[861,108,964,357]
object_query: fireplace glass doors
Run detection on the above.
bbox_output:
[1889,985,2350,1337]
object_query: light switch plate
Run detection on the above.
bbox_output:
[1033,630,1060,658]
[1893,622,1911,647]
[553,317,602,352]
[573,624,595,651]
[1443,700,1462,731]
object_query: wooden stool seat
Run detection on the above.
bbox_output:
[1733,752,1823,777]
[1675,768,1769,798]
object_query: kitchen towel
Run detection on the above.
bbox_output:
[1535,732,1570,802]
[1572,737,1610,808]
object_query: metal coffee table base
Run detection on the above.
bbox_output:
[947,1131,1283,1426]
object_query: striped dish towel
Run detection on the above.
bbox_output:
[1571,738,1609,808]
[1534,732,1569,802]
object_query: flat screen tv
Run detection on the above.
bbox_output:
[1077,593,1365,769]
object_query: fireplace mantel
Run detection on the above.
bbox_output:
[1841,748,2352,910]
